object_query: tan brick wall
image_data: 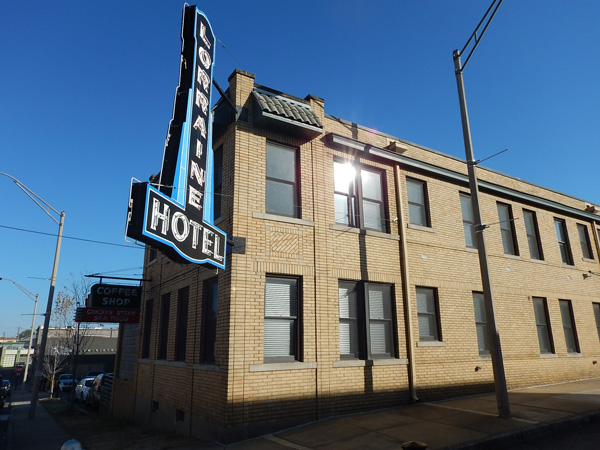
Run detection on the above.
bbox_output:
[123,70,600,440]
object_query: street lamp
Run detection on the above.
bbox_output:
[453,0,510,419]
[0,171,65,418]
[0,278,39,391]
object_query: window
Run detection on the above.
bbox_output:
[497,203,518,256]
[559,300,579,353]
[213,146,223,219]
[174,287,189,361]
[532,297,554,354]
[266,142,299,217]
[523,209,543,260]
[460,193,477,249]
[141,299,153,358]
[158,293,171,360]
[593,303,600,342]
[472,292,489,355]
[406,178,430,227]
[416,287,441,341]
[334,160,386,232]
[577,224,594,260]
[554,218,573,265]
[201,277,218,363]
[338,281,395,360]
[148,247,158,263]
[264,276,300,362]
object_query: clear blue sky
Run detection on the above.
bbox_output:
[1,1,599,337]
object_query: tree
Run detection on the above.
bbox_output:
[41,274,94,398]
[17,329,31,341]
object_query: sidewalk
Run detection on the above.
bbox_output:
[5,389,71,450]
[4,377,600,449]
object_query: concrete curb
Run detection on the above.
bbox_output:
[445,410,600,450]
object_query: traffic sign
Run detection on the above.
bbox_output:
[15,365,24,374]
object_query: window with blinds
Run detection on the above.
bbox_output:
[533,297,554,354]
[406,178,430,227]
[559,299,579,353]
[416,287,441,342]
[472,292,489,355]
[338,281,395,360]
[264,276,300,363]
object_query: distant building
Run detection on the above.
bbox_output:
[0,341,32,367]
[33,326,118,377]
[113,69,600,443]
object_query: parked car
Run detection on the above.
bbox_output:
[2,380,11,396]
[85,370,104,378]
[58,374,74,392]
[74,376,95,403]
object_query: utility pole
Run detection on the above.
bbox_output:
[453,0,510,419]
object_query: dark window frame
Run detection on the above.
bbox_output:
[266,141,300,218]
[334,159,388,233]
[416,286,442,342]
[264,275,302,363]
[406,177,431,227]
[577,223,594,260]
[533,297,554,354]
[554,218,574,265]
[201,277,219,363]
[497,202,519,256]
[460,193,477,249]
[141,299,153,359]
[338,280,397,360]
[523,209,544,260]
[157,293,171,360]
[559,299,580,353]
[472,291,490,355]
[174,286,189,361]
[213,145,223,220]
[593,303,600,343]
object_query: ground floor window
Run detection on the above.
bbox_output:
[264,276,301,363]
[533,297,554,354]
[338,281,395,360]
[416,287,441,342]
[472,292,489,355]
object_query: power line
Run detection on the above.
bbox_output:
[0,224,142,249]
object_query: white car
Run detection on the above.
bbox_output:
[74,377,95,402]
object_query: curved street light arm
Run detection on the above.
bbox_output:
[0,171,62,225]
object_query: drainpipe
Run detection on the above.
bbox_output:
[394,165,418,402]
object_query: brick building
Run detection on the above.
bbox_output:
[113,69,600,443]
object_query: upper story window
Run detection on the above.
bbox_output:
[577,224,594,260]
[523,209,543,260]
[334,160,386,232]
[460,193,477,249]
[554,218,573,265]
[266,142,299,218]
[497,202,518,256]
[213,146,223,220]
[406,178,430,227]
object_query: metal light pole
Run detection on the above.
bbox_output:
[0,278,39,391]
[453,0,510,418]
[0,171,65,418]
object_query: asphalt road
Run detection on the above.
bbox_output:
[507,418,600,450]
